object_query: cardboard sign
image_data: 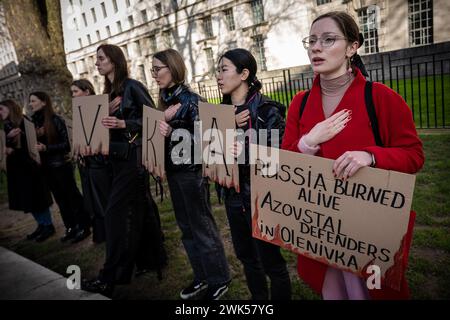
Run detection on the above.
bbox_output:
[23,117,41,165]
[0,130,6,171]
[198,102,239,192]
[251,145,416,291]
[72,94,109,156]
[142,106,165,179]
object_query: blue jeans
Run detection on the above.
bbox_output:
[32,207,53,226]
[224,181,291,300]
[167,170,230,286]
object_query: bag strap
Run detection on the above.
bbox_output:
[364,81,383,147]
[299,90,310,120]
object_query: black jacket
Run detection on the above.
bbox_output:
[110,78,156,145]
[32,110,71,168]
[4,118,53,212]
[163,84,206,172]
[237,91,286,179]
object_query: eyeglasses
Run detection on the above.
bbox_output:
[151,65,168,74]
[302,35,347,49]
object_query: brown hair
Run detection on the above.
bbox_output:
[0,99,23,128]
[72,79,96,95]
[96,44,129,96]
[153,49,187,109]
[29,91,57,144]
[312,11,367,75]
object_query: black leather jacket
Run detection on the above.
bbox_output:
[236,91,286,181]
[163,84,206,172]
[110,78,156,145]
[32,110,71,168]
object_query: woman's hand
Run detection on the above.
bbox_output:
[6,128,20,139]
[235,107,250,128]
[109,96,122,115]
[304,109,351,146]
[164,103,181,122]
[102,116,126,129]
[36,142,47,152]
[229,141,244,158]
[333,151,373,180]
[159,120,173,137]
[5,147,14,156]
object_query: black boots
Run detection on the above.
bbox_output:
[35,225,56,242]
[60,227,77,242]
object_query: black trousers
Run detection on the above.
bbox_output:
[79,156,112,243]
[224,181,292,300]
[100,147,166,284]
[45,162,90,230]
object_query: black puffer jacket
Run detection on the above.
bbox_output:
[110,78,156,145]
[162,84,206,172]
[32,110,71,168]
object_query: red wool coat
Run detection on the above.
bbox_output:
[281,68,425,300]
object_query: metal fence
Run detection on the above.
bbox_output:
[196,49,450,129]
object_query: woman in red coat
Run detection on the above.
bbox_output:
[281,11,424,299]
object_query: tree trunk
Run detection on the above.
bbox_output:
[3,0,73,118]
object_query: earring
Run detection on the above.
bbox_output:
[347,56,353,74]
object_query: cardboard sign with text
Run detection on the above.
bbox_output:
[72,94,109,156]
[250,145,416,291]
[0,130,6,172]
[23,117,41,165]
[198,102,239,192]
[142,106,165,179]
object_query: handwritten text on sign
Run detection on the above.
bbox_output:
[250,145,416,291]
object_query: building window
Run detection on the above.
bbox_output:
[228,41,237,49]
[91,8,97,23]
[358,7,379,54]
[141,9,148,23]
[78,38,82,48]
[224,8,235,31]
[128,15,134,28]
[113,0,118,13]
[252,35,267,71]
[126,0,131,7]
[134,40,142,56]
[82,12,87,27]
[408,0,433,46]
[96,30,101,41]
[316,0,331,5]
[202,16,214,38]
[116,21,122,33]
[163,30,172,48]
[204,48,215,74]
[106,25,111,37]
[101,2,107,18]
[251,0,264,24]
[74,17,79,31]
[87,34,91,45]
[155,3,162,17]
[121,45,128,59]
[149,35,157,52]
[138,65,147,86]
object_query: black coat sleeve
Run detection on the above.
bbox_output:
[123,81,156,134]
[46,115,71,154]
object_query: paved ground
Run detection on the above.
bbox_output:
[0,246,108,300]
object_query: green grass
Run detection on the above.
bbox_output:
[206,74,450,129]
[0,132,449,299]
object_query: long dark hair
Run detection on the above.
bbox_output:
[312,11,368,77]
[0,99,23,128]
[29,91,57,144]
[218,48,263,105]
[153,48,187,109]
[72,79,96,95]
[97,44,129,96]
